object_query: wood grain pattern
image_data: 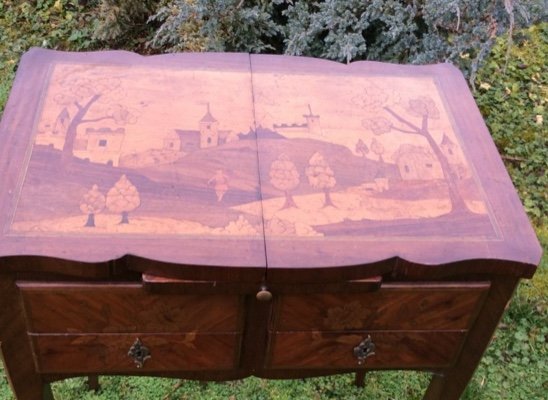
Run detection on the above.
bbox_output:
[0,274,54,399]
[18,282,241,333]
[248,54,541,269]
[273,283,489,331]
[0,48,541,271]
[0,49,266,269]
[31,333,240,373]
[267,331,465,369]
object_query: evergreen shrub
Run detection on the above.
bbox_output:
[92,0,546,79]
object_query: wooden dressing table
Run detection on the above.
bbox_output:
[0,48,541,400]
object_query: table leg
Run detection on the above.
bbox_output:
[43,385,54,400]
[422,276,519,400]
[422,374,445,400]
[0,274,53,400]
[355,371,366,387]
[87,375,100,391]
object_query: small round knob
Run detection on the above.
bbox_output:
[256,287,272,302]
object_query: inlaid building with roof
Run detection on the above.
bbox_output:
[170,103,231,152]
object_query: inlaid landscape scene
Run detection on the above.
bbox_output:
[11,62,264,238]
[245,69,499,239]
[10,61,499,240]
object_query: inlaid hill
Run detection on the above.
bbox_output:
[135,136,400,199]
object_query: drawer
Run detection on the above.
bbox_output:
[18,283,241,333]
[273,282,489,331]
[267,331,465,369]
[31,333,240,373]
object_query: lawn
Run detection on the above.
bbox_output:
[0,1,546,399]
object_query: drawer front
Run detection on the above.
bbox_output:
[31,333,240,373]
[18,283,241,333]
[274,283,489,331]
[267,331,465,369]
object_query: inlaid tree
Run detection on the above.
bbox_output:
[269,154,300,209]
[306,152,336,208]
[355,139,369,157]
[370,138,385,163]
[363,95,468,213]
[52,74,139,164]
[106,175,141,224]
[80,184,106,227]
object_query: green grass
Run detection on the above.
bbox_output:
[0,1,546,399]
[462,228,547,400]
[0,368,432,399]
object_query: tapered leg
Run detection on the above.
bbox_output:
[43,385,54,400]
[423,277,519,400]
[422,374,445,400]
[355,371,366,387]
[0,274,53,400]
[87,375,100,391]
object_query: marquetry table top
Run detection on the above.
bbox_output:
[0,49,540,272]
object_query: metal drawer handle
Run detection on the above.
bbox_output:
[256,285,273,302]
[128,338,151,368]
[353,335,376,365]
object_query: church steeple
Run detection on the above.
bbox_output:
[199,103,219,148]
[200,102,217,123]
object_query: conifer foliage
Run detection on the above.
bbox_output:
[93,0,157,46]
[91,0,546,79]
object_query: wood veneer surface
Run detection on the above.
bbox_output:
[18,282,241,333]
[0,49,540,275]
[31,333,240,373]
[274,282,490,331]
[267,331,466,369]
